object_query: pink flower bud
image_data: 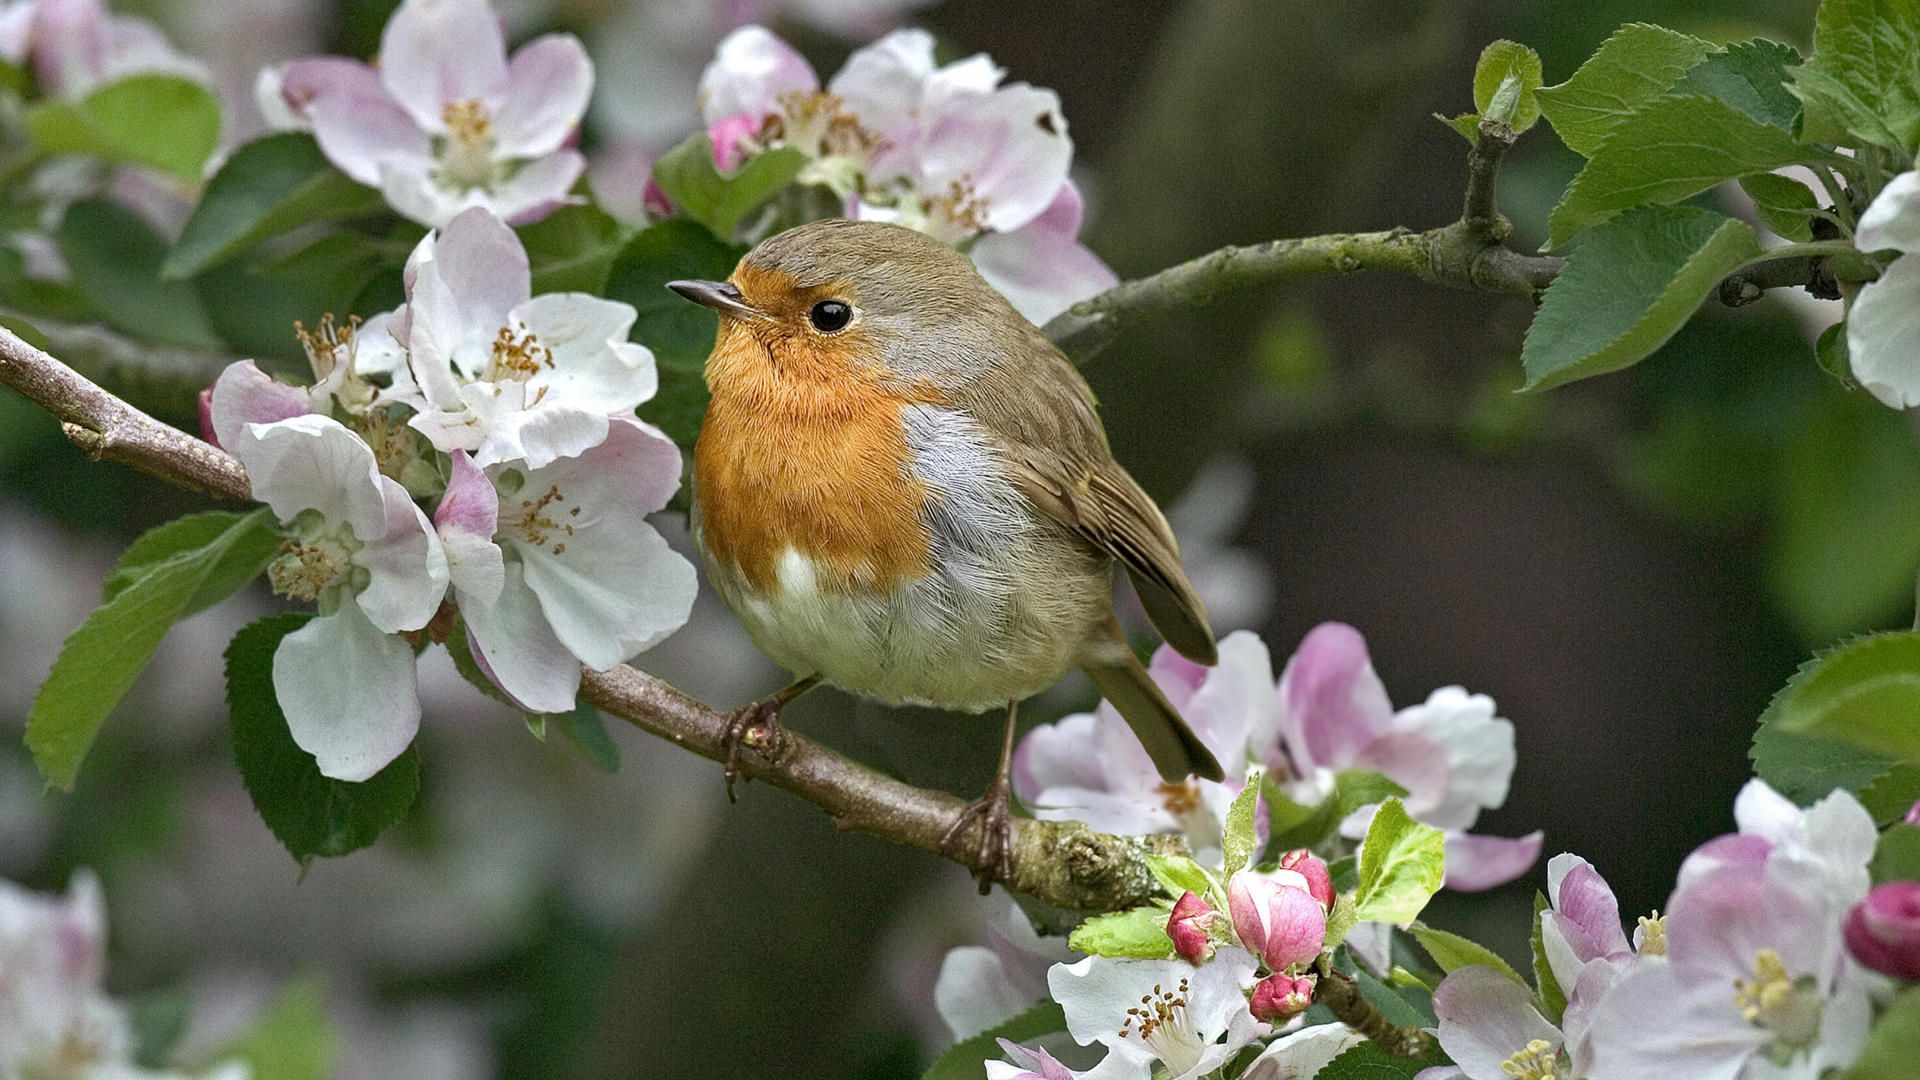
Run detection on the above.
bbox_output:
[1905,799,1920,826]
[1279,849,1335,910]
[1228,870,1328,972]
[1250,973,1316,1022]
[1845,881,1920,980]
[708,113,760,172]
[1167,890,1215,964]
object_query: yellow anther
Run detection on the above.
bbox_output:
[1498,1039,1559,1080]
[1637,911,1667,957]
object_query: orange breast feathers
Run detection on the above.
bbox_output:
[694,315,944,595]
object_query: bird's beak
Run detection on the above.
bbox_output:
[667,279,759,320]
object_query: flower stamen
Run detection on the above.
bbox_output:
[1498,1039,1559,1080]
[1733,948,1822,1049]
[508,484,576,554]
[487,323,554,382]
[440,99,497,189]
[268,536,353,601]
[1637,911,1667,957]
[1117,977,1203,1075]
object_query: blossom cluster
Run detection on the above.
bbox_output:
[686,24,1116,323]
[206,205,695,781]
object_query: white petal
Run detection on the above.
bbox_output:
[427,206,531,330]
[487,149,587,226]
[378,0,509,132]
[513,292,657,411]
[474,405,610,470]
[1856,170,1920,254]
[1848,254,1920,408]
[827,28,937,155]
[274,602,421,782]
[916,83,1072,232]
[209,360,311,450]
[234,414,386,539]
[1240,1024,1369,1080]
[934,945,1033,1041]
[493,34,593,158]
[1390,686,1515,830]
[305,78,432,188]
[354,475,448,633]
[378,164,473,229]
[974,221,1116,325]
[697,25,818,125]
[461,558,581,713]
[1584,960,1758,1080]
[1432,965,1561,1080]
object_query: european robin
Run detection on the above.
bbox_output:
[669,219,1225,882]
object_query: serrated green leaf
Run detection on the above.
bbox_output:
[1068,904,1175,959]
[1872,824,1920,883]
[1767,397,1920,644]
[1522,206,1763,391]
[103,510,282,617]
[226,613,421,863]
[1672,40,1804,130]
[1435,111,1482,143]
[165,133,385,279]
[1751,719,1900,808]
[27,509,277,790]
[1536,23,1714,156]
[1530,891,1567,1025]
[1547,95,1827,247]
[1409,922,1525,985]
[601,219,745,449]
[27,74,221,180]
[1352,799,1446,926]
[1223,769,1263,872]
[1770,631,1920,762]
[1741,172,1822,242]
[519,204,631,295]
[1146,853,1217,903]
[1266,769,1409,852]
[651,134,808,239]
[200,978,335,1080]
[919,1001,1065,1080]
[1323,893,1359,950]
[552,703,620,773]
[1839,985,1920,1080]
[1474,41,1543,132]
[58,198,220,349]
[1310,1040,1434,1080]
[1788,0,1920,151]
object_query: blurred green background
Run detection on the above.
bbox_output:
[7,0,1915,1076]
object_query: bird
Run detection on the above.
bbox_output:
[667,219,1225,884]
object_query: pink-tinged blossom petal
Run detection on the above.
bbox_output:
[1541,854,1631,995]
[1275,622,1393,775]
[274,600,421,781]
[208,360,311,450]
[484,147,587,226]
[377,0,508,134]
[1278,849,1334,911]
[406,207,531,377]
[1249,973,1315,1022]
[1228,870,1326,971]
[512,418,696,669]
[916,81,1070,232]
[986,1040,1080,1080]
[493,34,593,159]
[1907,799,1920,826]
[934,894,1075,1041]
[305,80,434,187]
[1844,882,1920,980]
[462,559,582,713]
[1432,965,1562,1080]
[233,414,388,540]
[1442,831,1543,892]
[1171,630,1272,771]
[505,293,656,413]
[972,182,1118,325]
[30,0,207,97]
[275,55,379,126]
[1858,170,1920,255]
[829,28,943,175]
[708,113,760,172]
[1167,891,1215,964]
[1345,731,1449,824]
[0,3,32,65]
[697,25,818,126]
[435,450,504,605]
[1586,959,1758,1080]
[1145,644,1210,713]
[587,141,658,228]
[353,476,448,633]
[1385,687,1515,831]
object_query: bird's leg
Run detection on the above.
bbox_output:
[721,674,821,802]
[941,701,1019,893]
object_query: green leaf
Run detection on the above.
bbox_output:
[1546,95,1827,247]
[1770,631,1920,762]
[1862,762,1920,823]
[27,509,277,790]
[1474,41,1544,132]
[1741,172,1822,242]
[1435,112,1483,143]
[1352,798,1446,926]
[165,133,386,278]
[1323,893,1359,950]
[1788,0,1920,151]
[552,703,620,773]
[1840,985,1920,1080]
[919,1001,1065,1080]
[1536,23,1714,156]
[519,204,631,295]
[103,510,282,617]
[1310,1040,1434,1080]
[1529,891,1567,1025]
[1751,717,1901,808]
[1522,206,1763,391]
[1872,824,1920,884]
[1409,922,1526,985]
[601,219,745,448]
[1145,853,1218,902]
[1672,40,1805,129]
[226,613,421,864]
[1353,965,1437,1026]
[27,74,222,180]
[201,978,336,1080]
[57,198,221,349]
[1815,321,1853,385]
[1266,769,1408,852]
[1223,769,1263,872]
[651,134,808,239]
[1767,397,1920,643]
[1068,904,1176,959]
[0,314,48,350]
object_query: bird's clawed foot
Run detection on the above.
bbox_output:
[719,675,820,802]
[941,771,1015,893]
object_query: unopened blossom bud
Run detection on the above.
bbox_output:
[1845,881,1920,980]
[709,113,760,172]
[1228,870,1327,972]
[1250,973,1316,1022]
[1905,799,1920,826]
[1278,849,1334,910]
[1167,890,1215,964]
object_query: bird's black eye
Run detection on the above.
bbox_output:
[809,299,852,333]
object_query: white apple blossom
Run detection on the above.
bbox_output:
[1044,947,1266,1080]
[265,0,591,226]
[0,0,209,99]
[1847,170,1920,408]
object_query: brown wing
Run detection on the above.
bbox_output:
[952,327,1219,666]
